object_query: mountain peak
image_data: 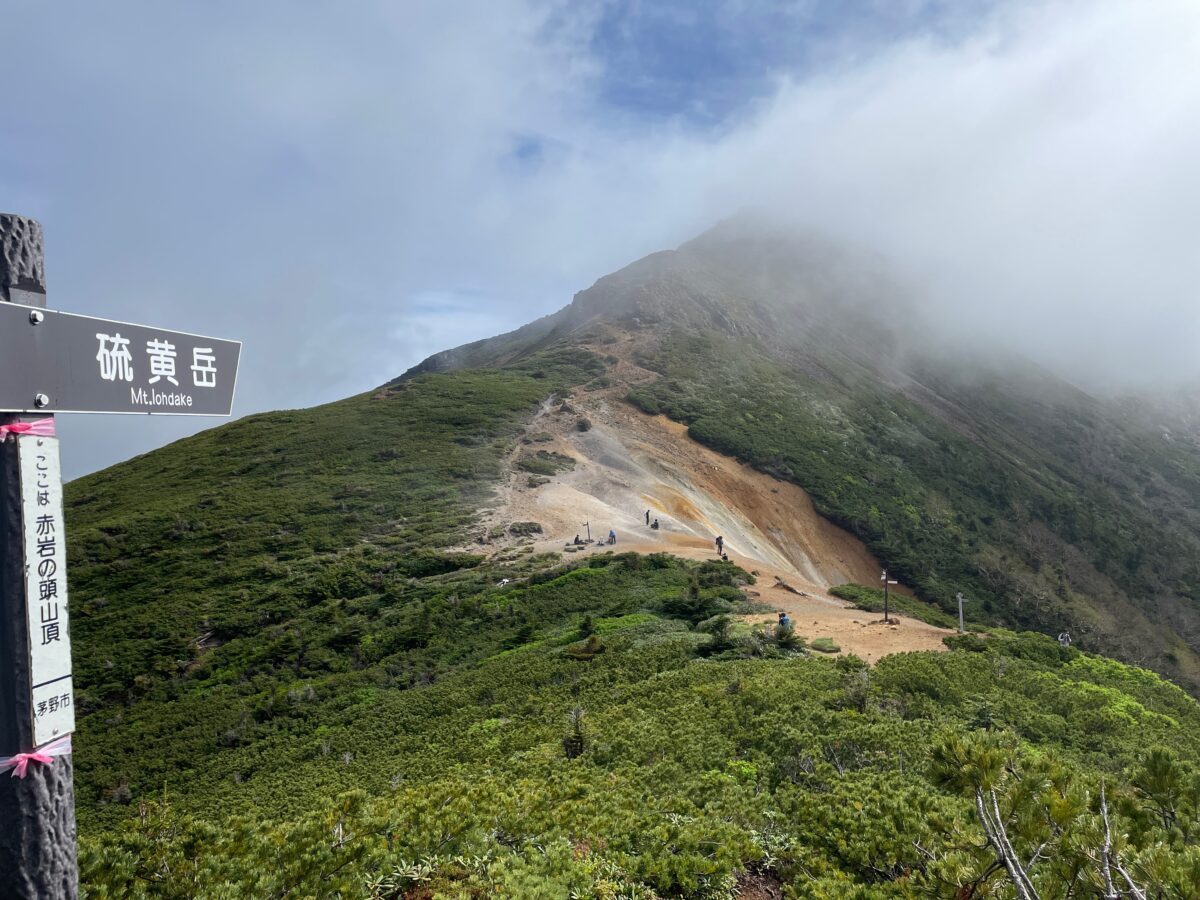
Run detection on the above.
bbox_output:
[399,221,912,381]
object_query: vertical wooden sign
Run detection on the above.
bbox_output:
[17,433,73,746]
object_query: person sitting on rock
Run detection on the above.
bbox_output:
[651,519,660,530]
[573,534,583,545]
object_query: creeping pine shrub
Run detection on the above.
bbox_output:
[775,624,804,651]
[508,521,544,536]
[578,614,595,639]
[661,587,727,624]
[562,706,586,759]
[698,614,735,656]
[991,631,1077,666]
[943,633,988,653]
[836,653,868,672]
[564,635,605,661]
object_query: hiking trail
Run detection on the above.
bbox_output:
[471,390,951,662]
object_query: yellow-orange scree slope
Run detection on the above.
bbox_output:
[473,393,951,663]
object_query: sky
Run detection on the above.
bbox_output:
[2,0,1198,477]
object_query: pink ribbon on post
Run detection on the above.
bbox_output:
[0,734,73,779]
[0,417,56,442]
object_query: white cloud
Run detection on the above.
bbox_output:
[510,0,1200,387]
[4,0,1198,475]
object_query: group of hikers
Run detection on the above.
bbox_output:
[570,510,666,548]
[572,530,618,546]
[570,511,732,560]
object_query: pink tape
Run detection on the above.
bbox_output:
[0,418,56,442]
[0,734,72,779]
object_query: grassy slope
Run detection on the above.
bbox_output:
[67,347,603,819]
[627,328,1200,687]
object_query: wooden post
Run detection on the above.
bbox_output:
[0,213,78,899]
[880,569,898,624]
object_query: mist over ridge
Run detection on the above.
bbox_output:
[7,0,1200,476]
[415,207,1197,419]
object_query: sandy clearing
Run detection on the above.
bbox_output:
[579,535,949,664]
[469,388,950,662]
[488,396,890,588]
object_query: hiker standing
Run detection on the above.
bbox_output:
[645,509,650,525]
[715,535,724,556]
[778,611,792,630]
[608,529,617,545]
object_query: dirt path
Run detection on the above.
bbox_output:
[482,394,896,587]
[467,387,950,663]
[559,533,949,664]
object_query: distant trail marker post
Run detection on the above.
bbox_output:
[0,214,242,899]
[880,569,898,624]
[956,592,968,634]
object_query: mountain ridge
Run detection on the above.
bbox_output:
[400,222,906,381]
[396,221,1200,687]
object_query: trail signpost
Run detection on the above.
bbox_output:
[0,213,242,899]
[0,302,240,416]
[880,569,898,624]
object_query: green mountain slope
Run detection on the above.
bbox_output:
[626,329,1200,682]
[67,224,1200,896]
[68,348,601,812]
[406,221,1200,688]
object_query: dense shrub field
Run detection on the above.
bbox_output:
[79,617,1200,897]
